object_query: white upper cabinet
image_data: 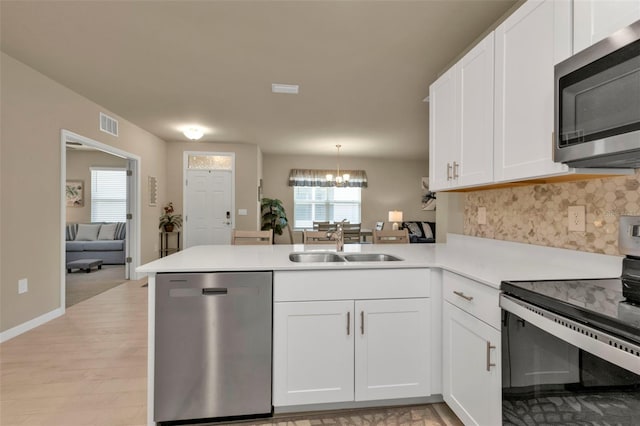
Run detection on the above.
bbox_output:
[494,0,572,182]
[429,66,458,191]
[458,32,495,188]
[574,0,640,53]
[429,32,494,191]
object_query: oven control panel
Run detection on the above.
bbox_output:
[619,215,640,257]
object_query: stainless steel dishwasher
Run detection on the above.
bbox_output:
[154,271,273,423]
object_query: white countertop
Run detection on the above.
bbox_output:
[136,234,623,289]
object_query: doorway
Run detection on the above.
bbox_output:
[183,151,234,247]
[60,130,141,311]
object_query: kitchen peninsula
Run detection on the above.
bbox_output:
[138,234,622,426]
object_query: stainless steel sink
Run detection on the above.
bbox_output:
[342,253,403,262]
[289,252,346,263]
[289,252,403,263]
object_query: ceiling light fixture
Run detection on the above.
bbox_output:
[183,127,204,141]
[272,83,299,94]
[326,144,350,187]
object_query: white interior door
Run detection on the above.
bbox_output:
[185,169,232,247]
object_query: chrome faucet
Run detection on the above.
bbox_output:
[327,220,348,252]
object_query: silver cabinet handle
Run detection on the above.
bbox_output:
[453,290,473,301]
[360,311,365,335]
[347,312,351,336]
[453,161,459,179]
[486,341,496,371]
[446,163,452,180]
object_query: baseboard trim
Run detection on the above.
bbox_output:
[274,395,444,414]
[0,307,64,343]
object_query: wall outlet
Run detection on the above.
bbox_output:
[18,278,28,294]
[568,205,586,232]
[478,207,487,225]
[238,209,248,216]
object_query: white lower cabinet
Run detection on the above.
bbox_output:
[273,298,431,406]
[273,300,354,406]
[355,298,431,401]
[443,302,501,426]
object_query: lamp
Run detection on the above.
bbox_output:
[183,127,204,141]
[388,210,403,230]
[326,144,350,186]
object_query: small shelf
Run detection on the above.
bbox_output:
[159,231,180,258]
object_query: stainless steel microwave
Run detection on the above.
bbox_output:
[554,19,640,168]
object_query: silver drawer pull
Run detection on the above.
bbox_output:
[446,163,452,180]
[486,341,496,371]
[453,290,473,301]
[360,311,365,335]
[347,312,351,336]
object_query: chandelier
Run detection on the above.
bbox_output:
[326,144,350,186]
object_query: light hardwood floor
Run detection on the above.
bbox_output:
[1,278,462,426]
[0,279,148,426]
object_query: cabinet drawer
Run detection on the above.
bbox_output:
[443,271,500,329]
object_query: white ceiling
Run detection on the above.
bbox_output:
[1,0,517,160]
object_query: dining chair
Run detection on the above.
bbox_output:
[303,230,335,244]
[231,230,273,245]
[372,229,409,244]
[342,223,361,244]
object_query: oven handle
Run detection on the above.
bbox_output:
[500,293,640,376]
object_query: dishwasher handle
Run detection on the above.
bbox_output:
[202,288,228,295]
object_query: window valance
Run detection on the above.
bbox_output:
[288,169,368,188]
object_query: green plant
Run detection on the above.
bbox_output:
[261,198,288,237]
[159,202,183,230]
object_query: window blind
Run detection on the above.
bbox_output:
[91,168,127,222]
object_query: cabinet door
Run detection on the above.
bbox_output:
[273,301,354,406]
[443,302,501,426]
[494,0,571,182]
[429,67,458,191]
[574,0,640,53]
[458,32,495,187]
[355,298,431,401]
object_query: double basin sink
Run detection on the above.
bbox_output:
[289,252,403,263]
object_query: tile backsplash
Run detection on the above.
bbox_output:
[464,170,640,255]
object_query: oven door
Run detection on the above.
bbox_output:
[500,294,640,426]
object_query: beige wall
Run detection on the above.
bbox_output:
[65,150,129,224]
[263,154,435,243]
[464,170,640,255]
[0,53,167,333]
[165,141,262,239]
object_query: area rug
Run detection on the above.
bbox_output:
[66,265,127,307]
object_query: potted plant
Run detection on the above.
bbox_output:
[159,202,183,232]
[261,198,288,242]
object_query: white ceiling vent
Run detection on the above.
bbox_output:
[99,112,119,137]
[272,83,299,94]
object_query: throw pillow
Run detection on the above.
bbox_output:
[75,224,101,241]
[422,222,434,239]
[404,222,423,238]
[98,223,117,240]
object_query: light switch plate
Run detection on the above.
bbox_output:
[238,209,248,216]
[478,207,487,225]
[18,278,28,294]
[568,206,586,232]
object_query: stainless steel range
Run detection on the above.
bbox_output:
[500,216,640,425]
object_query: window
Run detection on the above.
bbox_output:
[91,168,127,222]
[293,186,361,229]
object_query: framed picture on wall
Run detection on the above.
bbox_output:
[66,180,84,207]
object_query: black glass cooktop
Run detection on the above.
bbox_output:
[501,278,640,346]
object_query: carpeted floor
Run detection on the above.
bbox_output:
[65,264,127,307]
